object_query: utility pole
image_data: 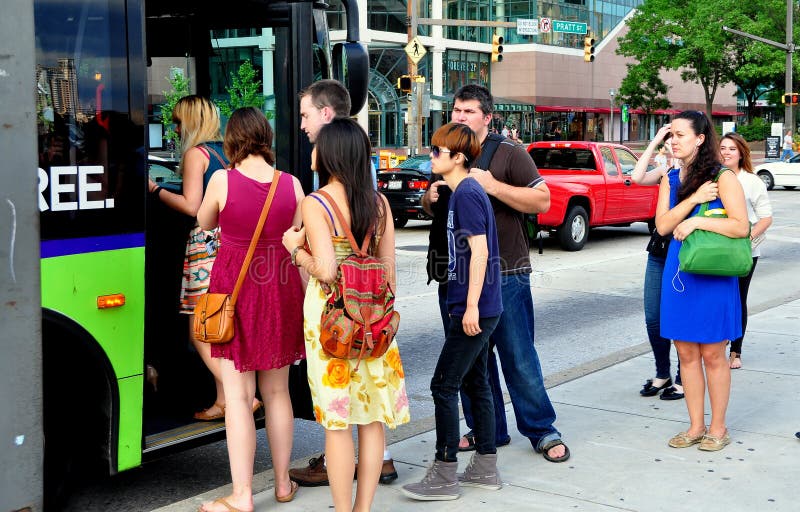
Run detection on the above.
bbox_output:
[723,0,794,130]
[406,7,517,152]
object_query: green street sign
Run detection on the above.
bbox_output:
[553,20,587,35]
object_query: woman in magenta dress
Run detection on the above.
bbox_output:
[197,107,305,512]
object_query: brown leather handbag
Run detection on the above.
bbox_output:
[194,171,282,343]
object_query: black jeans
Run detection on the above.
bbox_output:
[431,314,500,462]
[731,257,758,354]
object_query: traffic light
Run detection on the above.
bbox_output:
[397,75,412,93]
[782,93,800,105]
[492,34,504,63]
[583,35,596,62]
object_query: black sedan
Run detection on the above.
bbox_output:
[377,155,433,228]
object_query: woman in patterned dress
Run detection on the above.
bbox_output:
[282,118,410,512]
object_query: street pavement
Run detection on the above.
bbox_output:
[154,298,800,512]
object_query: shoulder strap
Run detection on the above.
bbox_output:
[202,144,229,169]
[714,167,731,182]
[229,171,282,305]
[314,189,371,256]
[474,133,505,170]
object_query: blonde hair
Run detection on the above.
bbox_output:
[172,95,222,174]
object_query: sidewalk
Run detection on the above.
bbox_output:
[156,299,800,512]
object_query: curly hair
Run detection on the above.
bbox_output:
[674,110,721,201]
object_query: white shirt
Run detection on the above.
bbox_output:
[737,170,772,257]
[784,134,793,150]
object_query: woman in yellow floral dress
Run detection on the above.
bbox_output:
[282,118,410,512]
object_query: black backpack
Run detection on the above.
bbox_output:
[426,133,505,284]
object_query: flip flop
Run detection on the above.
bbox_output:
[275,480,299,503]
[194,402,225,421]
[199,498,247,512]
[540,439,570,463]
[729,353,742,369]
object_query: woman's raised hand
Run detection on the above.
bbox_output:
[282,226,306,253]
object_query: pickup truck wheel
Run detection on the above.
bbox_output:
[558,206,589,251]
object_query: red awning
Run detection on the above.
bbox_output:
[535,105,616,114]
[536,105,743,117]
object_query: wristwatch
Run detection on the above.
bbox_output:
[290,245,304,267]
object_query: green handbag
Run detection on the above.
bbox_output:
[678,201,752,277]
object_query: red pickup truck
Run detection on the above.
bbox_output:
[527,141,659,251]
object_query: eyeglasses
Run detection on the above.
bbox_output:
[431,146,453,158]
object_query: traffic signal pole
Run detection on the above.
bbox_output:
[723,0,793,131]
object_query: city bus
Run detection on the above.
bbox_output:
[33,0,368,504]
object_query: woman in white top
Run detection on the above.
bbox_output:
[719,133,773,369]
[654,145,668,169]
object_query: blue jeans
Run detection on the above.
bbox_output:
[431,314,500,462]
[645,254,680,384]
[459,274,561,451]
[438,284,510,444]
[782,149,793,161]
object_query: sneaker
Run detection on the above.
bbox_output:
[289,455,329,487]
[457,452,502,490]
[402,459,460,501]
[353,458,399,484]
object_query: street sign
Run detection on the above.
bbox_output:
[553,20,588,35]
[765,136,781,159]
[517,19,539,36]
[405,36,427,65]
[539,18,551,33]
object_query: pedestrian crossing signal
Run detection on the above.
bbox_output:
[583,35,595,63]
[397,75,412,93]
[492,34,504,63]
[782,93,800,105]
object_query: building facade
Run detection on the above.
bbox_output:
[167,0,740,150]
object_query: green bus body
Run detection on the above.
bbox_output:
[41,247,145,471]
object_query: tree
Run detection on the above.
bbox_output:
[722,0,788,121]
[617,62,672,113]
[217,61,265,117]
[160,69,191,150]
[617,0,732,118]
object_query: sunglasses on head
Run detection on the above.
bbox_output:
[431,146,453,158]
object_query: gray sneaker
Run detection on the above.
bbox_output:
[458,452,502,490]
[401,459,460,501]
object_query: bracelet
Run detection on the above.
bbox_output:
[152,186,163,196]
[290,245,304,267]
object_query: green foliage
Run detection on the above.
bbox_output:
[161,70,191,147]
[735,117,770,141]
[617,62,672,113]
[218,61,265,117]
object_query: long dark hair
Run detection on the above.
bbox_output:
[674,110,721,201]
[315,118,384,247]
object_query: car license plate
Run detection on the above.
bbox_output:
[388,180,402,190]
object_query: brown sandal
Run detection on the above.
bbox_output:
[199,498,247,512]
[275,480,298,503]
[193,402,225,421]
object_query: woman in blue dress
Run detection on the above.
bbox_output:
[657,111,749,452]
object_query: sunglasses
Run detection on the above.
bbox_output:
[431,146,453,158]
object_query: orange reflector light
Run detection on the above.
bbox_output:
[97,294,126,309]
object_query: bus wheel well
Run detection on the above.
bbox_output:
[42,310,118,506]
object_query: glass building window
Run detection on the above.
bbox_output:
[444,50,489,92]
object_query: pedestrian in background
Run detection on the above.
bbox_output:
[658,110,749,452]
[403,123,503,501]
[781,129,793,161]
[631,124,684,401]
[282,118,410,512]
[719,132,773,370]
[197,107,306,512]
[290,79,397,487]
